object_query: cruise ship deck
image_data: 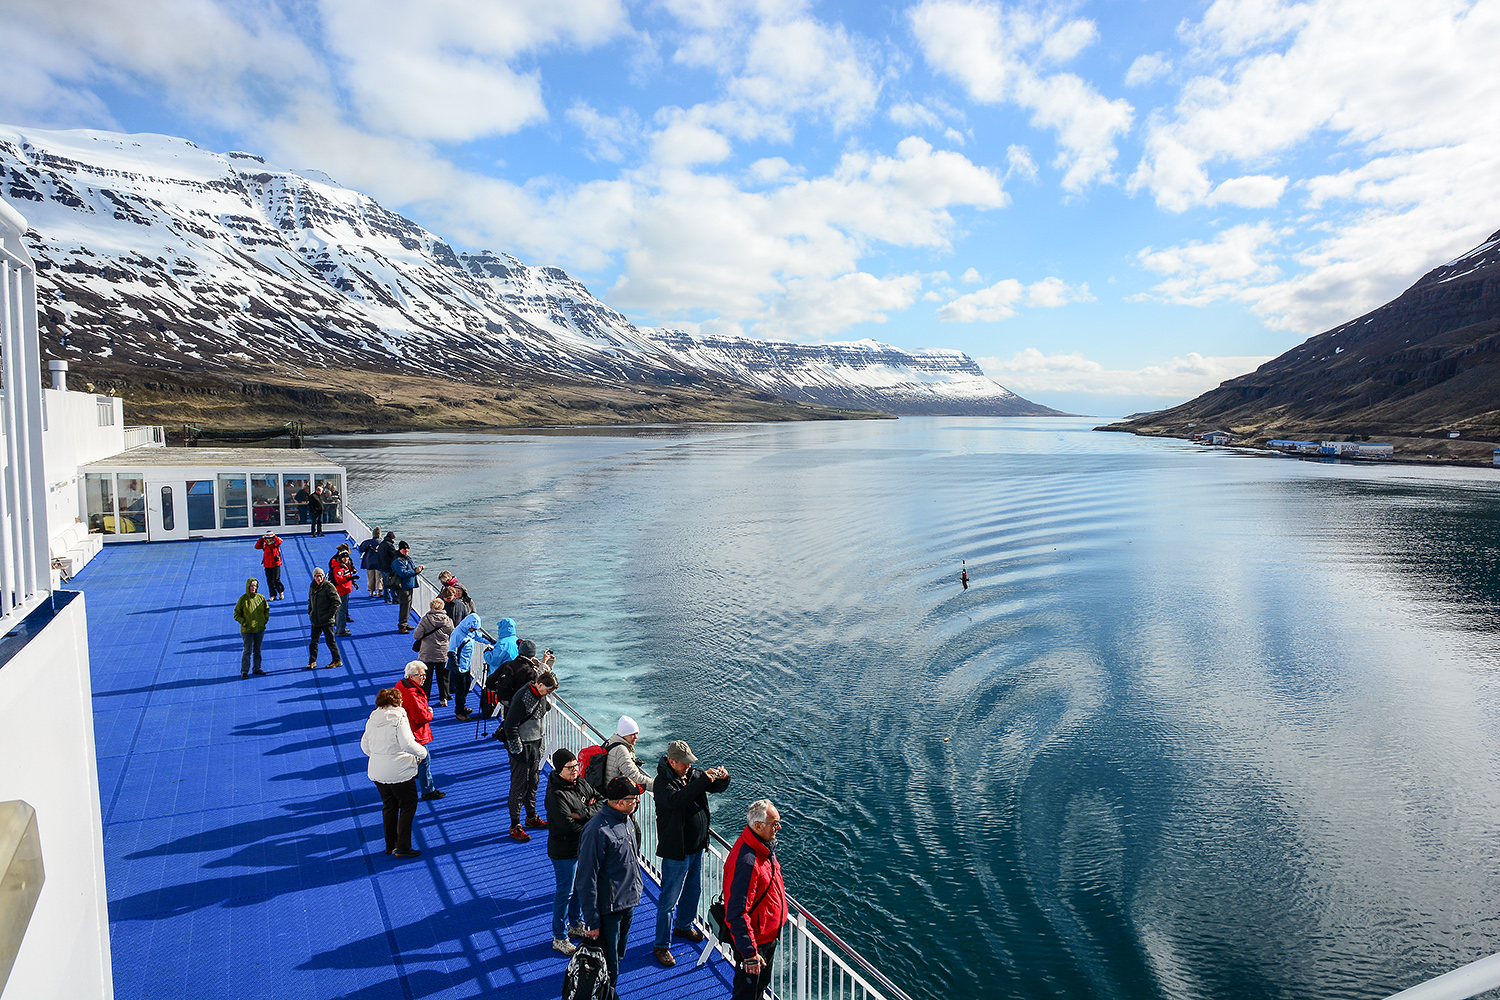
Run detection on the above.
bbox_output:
[68,532,737,1000]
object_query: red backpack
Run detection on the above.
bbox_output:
[576,738,623,791]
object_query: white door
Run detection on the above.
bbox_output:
[146,480,190,540]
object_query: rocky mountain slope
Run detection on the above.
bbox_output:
[0,124,1051,427]
[1108,228,1500,450]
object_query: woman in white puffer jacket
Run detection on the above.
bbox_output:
[362,687,429,858]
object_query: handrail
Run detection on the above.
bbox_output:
[1382,952,1500,1000]
[339,503,912,1000]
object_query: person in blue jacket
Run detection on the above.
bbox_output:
[447,612,489,721]
[357,527,383,598]
[390,542,424,634]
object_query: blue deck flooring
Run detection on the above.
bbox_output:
[70,533,736,1000]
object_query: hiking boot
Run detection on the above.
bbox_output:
[654,946,676,968]
[569,922,587,939]
[524,816,548,829]
[392,848,422,858]
[421,790,446,800]
[455,708,473,720]
[509,825,531,843]
[241,672,250,679]
[553,938,578,956]
[252,669,267,676]
[673,927,707,943]
[326,661,341,669]
[306,662,317,671]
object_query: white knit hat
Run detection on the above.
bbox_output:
[617,715,639,737]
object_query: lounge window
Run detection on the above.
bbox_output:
[283,474,311,526]
[115,476,145,534]
[218,474,248,529]
[186,480,216,531]
[315,474,343,524]
[85,473,115,534]
[251,475,280,527]
[160,486,175,531]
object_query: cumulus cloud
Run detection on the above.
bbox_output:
[909,0,1132,191]
[1125,53,1171,87]
[937,276,1092,321]
[961,267,983,284]
[978,348,1272,398]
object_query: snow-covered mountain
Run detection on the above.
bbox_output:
[645,330,1059,415]
[0,124,1052,416]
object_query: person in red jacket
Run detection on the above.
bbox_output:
[723,799,788,1000]
[397,661,444,801]
[254,531,285,599]
[330,546,358,636]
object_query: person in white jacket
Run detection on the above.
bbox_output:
[362,687,429,858]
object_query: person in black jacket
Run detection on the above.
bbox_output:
[377,532,399,603]
[652,740,730,966]
[544,748,600,956]
[306,567,342,670]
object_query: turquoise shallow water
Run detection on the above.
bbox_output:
[314,417,1500,1000]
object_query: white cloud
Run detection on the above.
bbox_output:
[937,276,1090,321]
[960,267,983,284]
[910,0,1133,191]
[1125,52,1171,87]
[978,348,1272,398]
[1006,144,1038,181]
[759,271,922,338]
[889,101,944,130]
[1134,222,1284,308]
[1206,174,1287,208]
[320,0,631,142]
[651,118,734,167]
[567,102,641,163]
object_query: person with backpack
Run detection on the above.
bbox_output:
[723,799,788,1000]
[652,741,730,967]
[358,526,383,598]
[413,598,455,705]
[487,639,553,723]
[577,776,646,992]
[447,612,488,721]
[604,716,654,792]
[544,748,600,956]
[377,532,399,603]
[504,669,557,842]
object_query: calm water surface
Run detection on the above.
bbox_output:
[314,418,1500,1000]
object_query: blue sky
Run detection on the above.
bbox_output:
[3,0,1497,415]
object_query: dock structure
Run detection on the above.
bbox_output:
[70,532,737,1000]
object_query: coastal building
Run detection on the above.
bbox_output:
[1320,441,1394,459]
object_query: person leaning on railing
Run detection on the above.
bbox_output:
[505,670,558,842]
[724,799,788,1000]
[652,740,729,968]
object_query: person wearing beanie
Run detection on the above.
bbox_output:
[604,715,654,793]
[543,747,601,955]
[577,775,646,989]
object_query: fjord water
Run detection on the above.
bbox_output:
[316,418,1500,1000]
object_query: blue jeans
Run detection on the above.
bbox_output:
[598,908,633,988]
[655,852,703,947]
[551,857,583,939]
[415,749,436,795]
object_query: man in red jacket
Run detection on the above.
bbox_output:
[723,798,787,1000]
[254,531,285,599]
[397,661,444,801]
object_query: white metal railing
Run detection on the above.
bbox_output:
[122,425,165,449]
[1382,952,1500,1000]
[0,197,50,631]
[337,502,910,1000]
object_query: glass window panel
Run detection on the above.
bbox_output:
[283,474,311,525]
[85,473,115,534]
[160,486,175,531]
[315,473,343,523]
[218,474,248,529]
[115,476,145,535]
[251,475,281,527]
[186,480,216,531]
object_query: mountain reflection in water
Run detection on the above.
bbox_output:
[316,418,1500,1000]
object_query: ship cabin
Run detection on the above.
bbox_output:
[78,447,347,543]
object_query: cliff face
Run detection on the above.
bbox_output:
[0,123,1056,424]
[1114,229,1500,442]
[645,330,1065,415]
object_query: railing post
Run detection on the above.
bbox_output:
[797,909,809,1000]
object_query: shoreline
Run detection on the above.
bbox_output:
[1095,423,1500,469]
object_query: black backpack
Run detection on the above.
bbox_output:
[488,655,539,706]
[561,940,618,1000]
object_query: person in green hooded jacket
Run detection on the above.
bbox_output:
[234,577,270,678]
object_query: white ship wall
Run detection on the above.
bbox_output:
[42,389,124,541]
[1,590,113,999]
